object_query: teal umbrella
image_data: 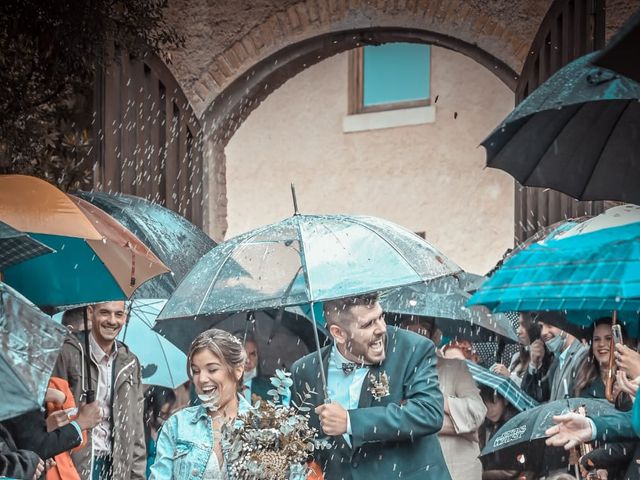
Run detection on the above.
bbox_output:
[158,211,461,398]
[119,300,188,389]
[0,282,67,421]
[469,205,640,336]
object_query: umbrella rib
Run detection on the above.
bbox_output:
[578,99,632,199]
[521,104,585,185]
[192,223,273,316]
[347,217,457,282]
[293,218,314,302]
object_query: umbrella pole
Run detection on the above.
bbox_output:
[83,307,95,403]
[605,310,618,402]
[309,303,329,402]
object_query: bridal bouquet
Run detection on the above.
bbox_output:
[222,370,329,480]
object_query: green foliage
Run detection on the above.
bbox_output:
[0,0,183,190]
[221,369,328,480]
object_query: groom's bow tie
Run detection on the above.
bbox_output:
[341,362,367,375]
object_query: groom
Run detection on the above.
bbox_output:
[291,293,451,479]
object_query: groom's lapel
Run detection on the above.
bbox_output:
[358,330,394,408]
[358,363,378,408]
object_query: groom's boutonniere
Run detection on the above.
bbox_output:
[368,371,390,401]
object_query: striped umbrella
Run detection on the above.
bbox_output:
[465,360,538,412]
[0,220,54,271]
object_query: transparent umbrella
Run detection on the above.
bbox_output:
[0,282,67,421]
[158,211,462,397]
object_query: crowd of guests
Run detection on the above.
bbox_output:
[400,312,640,480]
[2,299,640,480]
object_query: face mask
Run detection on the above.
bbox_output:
[197,391,219,411]
[244,368,257,383]
[545,334,565,355]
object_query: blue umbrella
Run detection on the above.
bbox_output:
[468,205,640,335]
[0,282,67,421]
[464,360,538,412]
[159,212,461,398]
[119,300,188,389]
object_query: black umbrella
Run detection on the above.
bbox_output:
[0,220,54,271]
[483,52,640,205]
[74,191,216,298]
[382,273,519,343]
[593,9,640,83]
[154,309,329,377]
[481,398,614,472]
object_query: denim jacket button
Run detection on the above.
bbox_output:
[192,469,198,476]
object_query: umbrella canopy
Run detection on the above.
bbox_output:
[0,220,54,271]
[480,398,614,471]
[74,191,216,299]
[381,273,519,342]
[468,205,640,336]
[0,282,67,421]
[464,360,538,412]
[483,52,640,205]
[154,309,327,377]
[0,176,169,306]
[158,214,461,320]
[118,300,188,389]
[0,175,101,239]
[593,8,640,83]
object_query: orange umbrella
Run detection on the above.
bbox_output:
[68,196,170,298]
[0,175,169,306]
[0,175,102,240]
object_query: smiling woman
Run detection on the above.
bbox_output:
[149,329,248,480]
[572,318,629,402]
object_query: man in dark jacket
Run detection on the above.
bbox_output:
[1,401,101,464]
[0,422,43,480]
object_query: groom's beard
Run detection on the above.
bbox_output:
[344,333,387,365]
[244,367,257,382]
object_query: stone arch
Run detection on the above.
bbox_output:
[176,0,541,238]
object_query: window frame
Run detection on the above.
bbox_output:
[347,45,432,115]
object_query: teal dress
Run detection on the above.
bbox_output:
[145,436,156,479]
[633,395,640,437]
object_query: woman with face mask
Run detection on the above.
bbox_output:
[149,329,250,480]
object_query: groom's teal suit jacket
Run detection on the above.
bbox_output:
[291,326,451,480]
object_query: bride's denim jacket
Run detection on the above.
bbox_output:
[149,396,251,480]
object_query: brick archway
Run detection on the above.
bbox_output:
[170,0,544,238]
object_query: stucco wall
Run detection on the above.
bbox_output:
[224,46,515,275]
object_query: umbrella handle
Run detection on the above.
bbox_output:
[85,389,96,403]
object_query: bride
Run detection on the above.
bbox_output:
[150,329,250,479]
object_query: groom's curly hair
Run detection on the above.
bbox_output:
[323,292,380,327]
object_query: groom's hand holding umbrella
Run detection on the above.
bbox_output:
[315,403,348,436]
[545,413,594,450]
